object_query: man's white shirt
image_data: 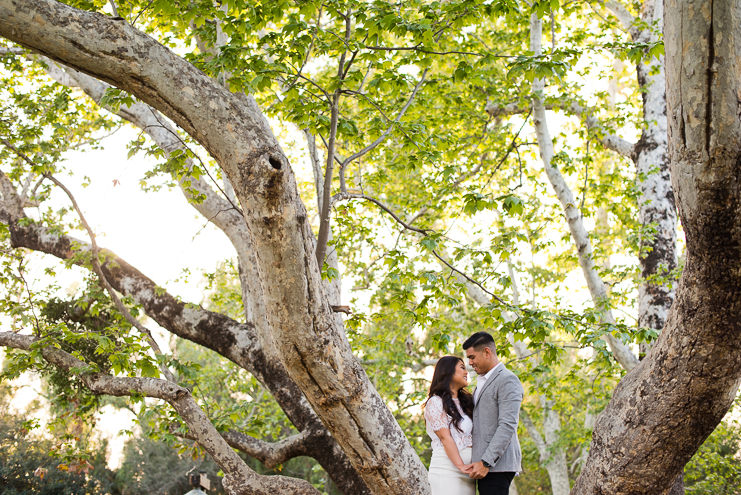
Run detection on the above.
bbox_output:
[474,362,503,405]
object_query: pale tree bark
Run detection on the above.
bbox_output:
[0,2,430,494]
[606,0,678,358]
[529,14,639,372]
[2,56,372,494]
[572,0,741,491]
[521,402,570,495]
[0,332,321,495]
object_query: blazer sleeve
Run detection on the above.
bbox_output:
[482,373,524,467]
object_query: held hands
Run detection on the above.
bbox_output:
[456,463,474,475]
[468,461,489,480]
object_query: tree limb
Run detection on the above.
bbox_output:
[341,69,428,168]
[603,0,640,34]
[529,14,639,371]
[0,46,24,55]
[0,331,320,495]
[485,101,635,158]
[175,428,314,470]
[331,191,430,234]
[521,410,548,458]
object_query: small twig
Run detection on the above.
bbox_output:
[482,109,532,190]
[131,0,154,25]
[108,0,119,17]
[331,192,430,235]
[17,258,42,335]
[364,45,493,57]
[432,251,505,304]
[45,173,177,382]
[144,110,243,216]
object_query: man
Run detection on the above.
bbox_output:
[464,331,523,495]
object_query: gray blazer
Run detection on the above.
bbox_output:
[472,365,524,473]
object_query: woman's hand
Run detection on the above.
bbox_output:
[456,463,473,474]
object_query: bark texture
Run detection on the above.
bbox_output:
[0,2,430,493]
[572,0,741,491]
[3,206,369,494]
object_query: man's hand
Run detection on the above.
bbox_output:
[456,463,473,475]
[468,461,489,479]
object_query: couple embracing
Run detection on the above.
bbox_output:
[424,331,524,495]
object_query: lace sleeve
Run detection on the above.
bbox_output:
[425,396,450,431]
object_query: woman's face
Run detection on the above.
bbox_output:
[450,360,469,390]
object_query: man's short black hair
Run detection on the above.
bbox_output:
[462,331,496,352]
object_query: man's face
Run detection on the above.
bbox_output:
[466,346,490,375]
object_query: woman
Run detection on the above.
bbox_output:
[424,355,476,495]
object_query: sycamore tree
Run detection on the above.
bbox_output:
[1,0,739,494]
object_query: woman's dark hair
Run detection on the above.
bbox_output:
[424,356,474,432]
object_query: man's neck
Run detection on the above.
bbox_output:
[479,360,500,376]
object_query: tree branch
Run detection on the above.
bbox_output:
[603,0,640,34]
[529,14,639,371]
[521,410,548,458]
[175,428,314,470]
[331,191,430,234]
[341,69,427,168]
[0,331,321,495]
[0,46,24,55]
[485,101,635,158]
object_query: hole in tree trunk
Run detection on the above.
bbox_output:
[268,155,282,170]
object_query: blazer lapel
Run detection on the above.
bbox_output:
[474,365,505,409]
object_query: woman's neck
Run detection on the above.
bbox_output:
[450,387,459,399]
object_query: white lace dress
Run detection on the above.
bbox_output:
[425,396,475,495]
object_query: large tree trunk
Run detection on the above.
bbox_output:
[0,2,430,494]
[6,220,371,494]
[572,0,741,491]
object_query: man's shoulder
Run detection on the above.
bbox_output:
[497,367,524,390]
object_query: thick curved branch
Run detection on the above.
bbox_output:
[38,61,248,243]
[6,219,262,376]
[176,428,314,470]
[0,332,320,495]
